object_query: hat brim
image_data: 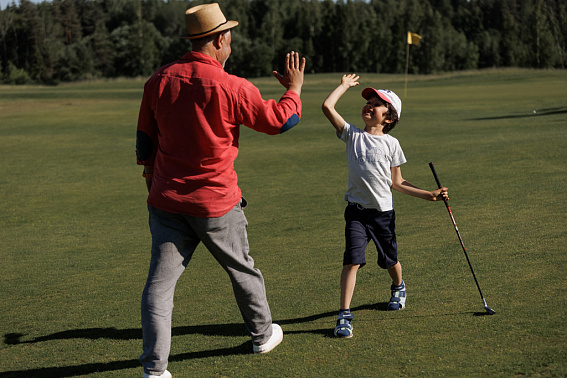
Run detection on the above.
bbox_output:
[182,20,239,40]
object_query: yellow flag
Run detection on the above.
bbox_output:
[407,31,422,45]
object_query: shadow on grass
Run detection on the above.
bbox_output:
[1,324,250,377]
[473,311,496,317]
[3,322,249,345]
[278,303,390,338]
[3,303,387,346]
[469,106,567,120]
[279,302,389,326]
[0,302,400,377]
[0,342,251,378]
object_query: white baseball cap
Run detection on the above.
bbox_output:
[361,88,402,119]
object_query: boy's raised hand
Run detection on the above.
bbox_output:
[322,73,361,135]
[341,73,360,88]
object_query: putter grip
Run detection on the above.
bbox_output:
[429,162,443,189]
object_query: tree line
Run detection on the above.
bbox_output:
[0,0,565,85]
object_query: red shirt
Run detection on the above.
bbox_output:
[136,52,302,217]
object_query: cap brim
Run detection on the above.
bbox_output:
[182,20,239,40]
[361,87,391,104]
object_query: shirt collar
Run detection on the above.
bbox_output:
[181,51,224,69]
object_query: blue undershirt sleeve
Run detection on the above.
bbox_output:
[279,114,300,134]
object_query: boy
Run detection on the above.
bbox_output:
[322,74,448,338]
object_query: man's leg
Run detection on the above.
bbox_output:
[140,206,199,375]
[189,200,273,345]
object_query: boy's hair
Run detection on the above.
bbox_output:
[368,94,399,134]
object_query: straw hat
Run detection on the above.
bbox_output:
[182,3,238,40]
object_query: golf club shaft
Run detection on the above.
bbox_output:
[428,162,487,302]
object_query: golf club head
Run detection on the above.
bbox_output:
[484,306,496,315]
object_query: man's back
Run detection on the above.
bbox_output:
[137,51,302,217]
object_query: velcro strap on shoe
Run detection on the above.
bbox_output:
[336,313,353,321]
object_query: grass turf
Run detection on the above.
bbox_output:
[0,69,566,377]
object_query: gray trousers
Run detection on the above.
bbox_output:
[139,201,273,374]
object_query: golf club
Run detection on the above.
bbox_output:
[429,162,496,315]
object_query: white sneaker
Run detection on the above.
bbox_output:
[143,370,172,378]
[253,323,283,354]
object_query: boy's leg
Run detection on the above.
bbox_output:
[342,204,369,310]
[336,205,368,338]
[365,209,406,310]
[334,264,359,338]
[387,261,403,286]
[340,264,360,310]
[387,262,406,311]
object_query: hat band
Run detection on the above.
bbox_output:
[188,20,228,37]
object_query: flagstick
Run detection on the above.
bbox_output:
[405,41,409,98]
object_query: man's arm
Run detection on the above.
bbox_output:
[142,165,153,193]
[322,74,359,135]
[136,79,159,192]
[272,51,306,96]
[239,52,306,135]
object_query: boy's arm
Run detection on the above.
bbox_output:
[391,166,448,201]
[322,74,360,135]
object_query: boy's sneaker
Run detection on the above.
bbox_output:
[143,370,172,378]
[387,281,406,311]
[253,323,283,354]
[334,312,353,338]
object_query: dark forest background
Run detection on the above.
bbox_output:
[1,0,565,85]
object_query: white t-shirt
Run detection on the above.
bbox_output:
[338,121,407,211]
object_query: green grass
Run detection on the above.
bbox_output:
[1,69,566,377]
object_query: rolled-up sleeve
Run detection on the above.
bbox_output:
[237,80,302,135]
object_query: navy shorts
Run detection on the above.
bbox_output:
[343,203,398,269]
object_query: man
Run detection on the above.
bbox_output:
[135,3,305,378]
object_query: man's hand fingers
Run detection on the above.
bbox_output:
[293,51,299,68]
